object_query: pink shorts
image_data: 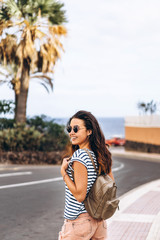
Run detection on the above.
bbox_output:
[58,213,107,240]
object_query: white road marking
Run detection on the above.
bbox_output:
[0,177,63,189]
[0,162,124,190]
[112,163,124,172]
[0,172,32,177]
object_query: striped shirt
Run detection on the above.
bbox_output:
[64,148,98,220]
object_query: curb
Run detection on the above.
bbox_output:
[110,148,160,163]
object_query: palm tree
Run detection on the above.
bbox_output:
[147,100,157,114]
[137,102,148,115]
[0,0,67,123]
[137,100,157,115]
[0,63,55,117]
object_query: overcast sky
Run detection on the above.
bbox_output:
[0,0,160,118]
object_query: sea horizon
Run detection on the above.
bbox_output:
[54,117,125,139]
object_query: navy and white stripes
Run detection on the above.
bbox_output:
[64,149,98,220]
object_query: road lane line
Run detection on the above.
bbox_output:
[112,163,124,172]
[0,172,32,177]
[0,177,63,189]
[0,163,124,189]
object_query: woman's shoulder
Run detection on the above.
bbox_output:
[72,148,95,161]
[72,149,89,159]
[71,149,97,170]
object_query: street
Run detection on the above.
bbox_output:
[0,156,160,240]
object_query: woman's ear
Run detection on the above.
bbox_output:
[87,129,92,136]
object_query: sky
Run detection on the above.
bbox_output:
[0,0,160,118]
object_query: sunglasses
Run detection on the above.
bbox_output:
[66,125,86,133]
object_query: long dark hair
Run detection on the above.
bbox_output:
[67,110,112,174]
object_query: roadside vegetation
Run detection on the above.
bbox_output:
[0,114,70,164]
[0,115,69,152]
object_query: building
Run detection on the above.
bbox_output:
[125,115,160,153]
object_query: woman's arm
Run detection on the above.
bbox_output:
[61,159,88,202]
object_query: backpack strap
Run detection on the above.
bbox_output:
[83,148,98,175]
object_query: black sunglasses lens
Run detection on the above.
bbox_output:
[67,126,71,133]
[73,126,79,133]
[67,125,80,133]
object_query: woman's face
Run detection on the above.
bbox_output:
[68,118,92,149]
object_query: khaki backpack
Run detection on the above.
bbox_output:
[83,149,120,220]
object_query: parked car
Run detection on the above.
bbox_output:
[105,135,126,146]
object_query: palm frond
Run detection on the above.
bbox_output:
[49,25,67,36]
[0,78,8,85]
[0,6,11,21]
[48,2,67,25]
[0,34,17,65]
[40,82,50,93]
[0,63,20,93]
[26,0,67,24]
[6,0,22,19]
[30,74,53,92]
[33,28,46,40]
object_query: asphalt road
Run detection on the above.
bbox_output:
[0,156,160,240]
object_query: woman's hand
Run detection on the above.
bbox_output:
[61,157,71,176]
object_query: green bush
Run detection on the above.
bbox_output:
[27,115,69,151]
[40,122,69,151]
[0,115,70,152]
[26,115,48,132]
[0,118,15,130]
[0,124,42,151]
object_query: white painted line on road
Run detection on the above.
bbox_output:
[0,171,32,177]
[112,163,124,172]
[0,163,124,189]
[0,177,63,189]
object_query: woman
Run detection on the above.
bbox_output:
[59,110,114,240]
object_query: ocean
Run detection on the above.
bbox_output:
[54,117,125,139]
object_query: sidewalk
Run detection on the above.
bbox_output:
[107,179,160,240]
[110,146,160,163]
[107,147,160,239]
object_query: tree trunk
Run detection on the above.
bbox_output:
[14,92,18,121]
[15,59,30,123]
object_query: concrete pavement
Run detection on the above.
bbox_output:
[107,179,160,240]
[108,147,160,240]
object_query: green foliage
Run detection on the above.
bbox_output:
[0,5,10,20]
[0,0,67,24]
[26,115,48,132]
[41,121,69,151]
[0,118,15,130]
[0,100,15,115]
[0,115,69,151]
[27,115,69,151]
[0,124,42,151]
